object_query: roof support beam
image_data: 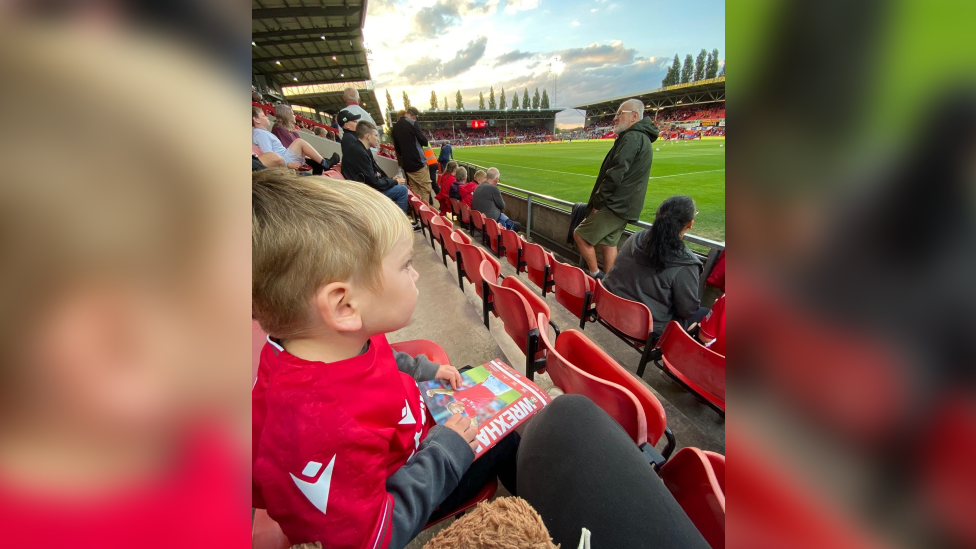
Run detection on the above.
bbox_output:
[252,7,360,20]
[253,52,362,63]
[259,64,364,75]
[252,26,361,40]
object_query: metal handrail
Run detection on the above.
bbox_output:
[454,160,726,250]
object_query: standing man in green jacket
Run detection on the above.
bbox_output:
[574,98,659,279]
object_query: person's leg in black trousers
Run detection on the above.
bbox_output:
[518,395,710,549]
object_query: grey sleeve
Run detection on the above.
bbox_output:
[672,265,702,320]
[492,186,506,211]
[393,350,441,382]
[386,426,475,549]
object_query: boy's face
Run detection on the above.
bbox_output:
[357,233,419,335]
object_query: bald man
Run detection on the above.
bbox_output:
[339,87,375,127]
[573,98,659,279]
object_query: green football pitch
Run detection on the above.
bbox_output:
[438,138,726,243]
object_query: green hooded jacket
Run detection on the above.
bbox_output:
[586,116,659,222]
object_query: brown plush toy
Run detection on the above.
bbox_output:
[423,497,560,549]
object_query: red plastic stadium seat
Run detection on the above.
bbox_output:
[459,202,472,230]
[550,260,596,319]
[537,320,647,445]
[659,448,726,549]
[429,216,454,266]
[470,209,486,238]
[483,218,503,256]
[252,509,291,549]
[252,145,264,157]
[389,339,450,366]
[440,227,463,267]
[419,205,437,247]
[520,237,555,297]
[587,279,657,376]
[500,228,524,273]
[449,231,474,290]
[449,198,462,221]
[456,239,500,300]
[546,321,672,453]
[323,169,344,180]
[480,261,550,379]
[656,321,726,415]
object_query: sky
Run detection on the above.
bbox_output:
[363,0,725,128]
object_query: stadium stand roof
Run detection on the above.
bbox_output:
[251,0,381,123]
[413,108,562,124]
[572,77,725,120]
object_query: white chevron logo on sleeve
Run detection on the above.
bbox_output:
[398,398,416,425]
[290,455,336,515]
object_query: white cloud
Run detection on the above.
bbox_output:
[591,8,597,12]
[504,0,540,15]
[571,20,580,27]
[607,3,619,10]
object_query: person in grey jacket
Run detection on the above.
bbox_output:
[603,195,708,334]
[471,167,522,231]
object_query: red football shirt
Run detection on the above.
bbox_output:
[700,294,726,356]
[452,383,497,418]
[252,334,429,549]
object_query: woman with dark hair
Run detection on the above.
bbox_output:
[603,195,708,335]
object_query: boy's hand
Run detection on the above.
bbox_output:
[444,413,479,450]
[435,364,462,389]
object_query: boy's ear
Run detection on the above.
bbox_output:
[314,282,363,333]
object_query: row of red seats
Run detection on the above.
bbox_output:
[251,144,344,179]
[434,195,725,415]
[408,190,725,548]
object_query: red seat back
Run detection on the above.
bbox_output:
[389,339,450,366]
[500,228,522,271]
[593,279,653,342]
[483,218,502,254]
[553,327,668,445]
[658,321,726,411]
[252,145,264,156]
[520,237,553,292]
[441,228,461,261]
[451,230,472,246]
[324,169,344,180]
[449,198,462,217]
[538,318,647,445]
[429,217,453,256]
[470,209,486,231]
[419,205,435,227]
[550,260,595,319]
[481,261,542,353]
[457,242,499,297]
[660,448,726,549]
[460,202,472,224]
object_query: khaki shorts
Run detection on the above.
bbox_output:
[574,208,629,247]
[405,167,433,203]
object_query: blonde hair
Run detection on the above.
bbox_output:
[252,169,412,338]
[473,169,487,182]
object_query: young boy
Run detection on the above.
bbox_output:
[434,160,457,217]
[460,169,485,208]
[252,169,518,549]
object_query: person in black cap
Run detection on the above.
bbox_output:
[337,109,362,158]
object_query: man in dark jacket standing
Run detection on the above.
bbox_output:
[341,120,421,230]
[573,98,659,279]
[391,106,433,202]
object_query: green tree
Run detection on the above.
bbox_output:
[444,97,448,110]
[430,90,438,110]
[385,89,395,124]
[499,88,507,109]
[681,54,694,83]
[706,48,719,78]
[694,49,707,81]
[455,90,463,109]
[478,91,485,109]
[488,86,496,109]
[664,54,681,86]
[719,63,724,77]
[540,88,550,108]
[402,91,411,110]
[511,90,519,109]
[522,88,530,109]
[532,88,540,109]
